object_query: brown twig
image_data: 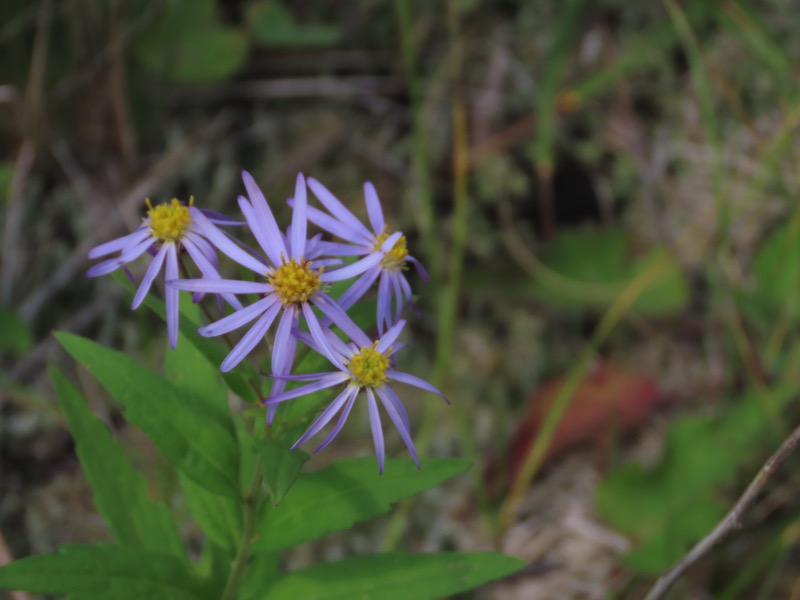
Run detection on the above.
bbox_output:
[1,141,36,304]
[643,420,800,600]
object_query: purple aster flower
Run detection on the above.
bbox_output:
[167,171,401,421]
[264,319,448,473]
[304,178,428,333]
[87,197,242,349]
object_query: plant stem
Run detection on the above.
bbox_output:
[395,0,438,279]
[496,254,671,533]
[221,456,263,600]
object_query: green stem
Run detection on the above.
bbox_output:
[395,0,438,279]
[496,255,671,533]
[381,0,475,551]
[221,459,263,600]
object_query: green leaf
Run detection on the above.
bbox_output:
[738,221,800,325]
[246,1,340,47]
[52,370,184,558]
[260,552,525,600]
[56,332,240,498]
[112,270,260,404]
[0,544,209,599]
[164,323,233,434]
[531,227,689,316]
[0,304,33,355]
[254,458,469,552]
[257,439,309,506]
[135,0,248,83]
[179,473,242,552]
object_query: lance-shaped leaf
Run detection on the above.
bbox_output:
[179,473,242,552]
[254,458,469,552]
[113,270,259,404]
[56,332,240,497]
[257,438,309,506]
[164,327,234,436]
[0,544,211,599]
[254,552,525,600]
[52,369,184,558]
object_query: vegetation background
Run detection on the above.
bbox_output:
[2,0,800,598]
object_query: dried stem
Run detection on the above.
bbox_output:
[643,420,800,600]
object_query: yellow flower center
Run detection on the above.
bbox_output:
[348,342,391,388]
[147,197,193,242]
[268,258,322,305]
[373,230,408,271]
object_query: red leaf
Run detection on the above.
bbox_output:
[504,360,661,490]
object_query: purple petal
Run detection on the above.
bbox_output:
[220,301,282,372]
[363,181,385,233]
[198,209,244,226]
[187,234,219,271]
[335,266,381,312]
[314,240,369,257]
[290,385,358,450]
[131,243,168,309]
[390,271,404,322]
[386,370,450,404]
[266,378,284,424]
[366,388,385,474]
[306,178,373,244]
[398,274,413,309]
[241,171,288,262]
[199,294,279,337]
[268,371,332,381]
[376,319,406,354]
[263,372,349,404]
[290,173,307,259]
[87,227,150,259]
[407,255,430,281]
[312,294,371,347]
[378,231,403,253]
[303,302,348,370]
[311,258,344,269]
[165,245,179,349]
[190,207,268,274]
[122,265,136,284]
[86,237,154,277]
[375,385,419,468]
[293,201,367,246]
[238,195,283,268]
[87,257,127,278]
[322,327,355,359]
[305,232,323,258]
[375,384,411,434]
[312,387,359,453]
[182,235,243,311]
[272,308,298,376]
[377,273,391,334]
[291,328,322,354]
[321,251,383,283]
[169,278,271,295]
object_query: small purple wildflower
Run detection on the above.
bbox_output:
[264,319,448,473]
[168,171,401,422]
[305,178,428,333]
[86,197,241,349]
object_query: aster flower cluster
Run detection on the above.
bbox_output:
[87,171,447,472]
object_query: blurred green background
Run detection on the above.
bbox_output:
[2,1,800,598]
